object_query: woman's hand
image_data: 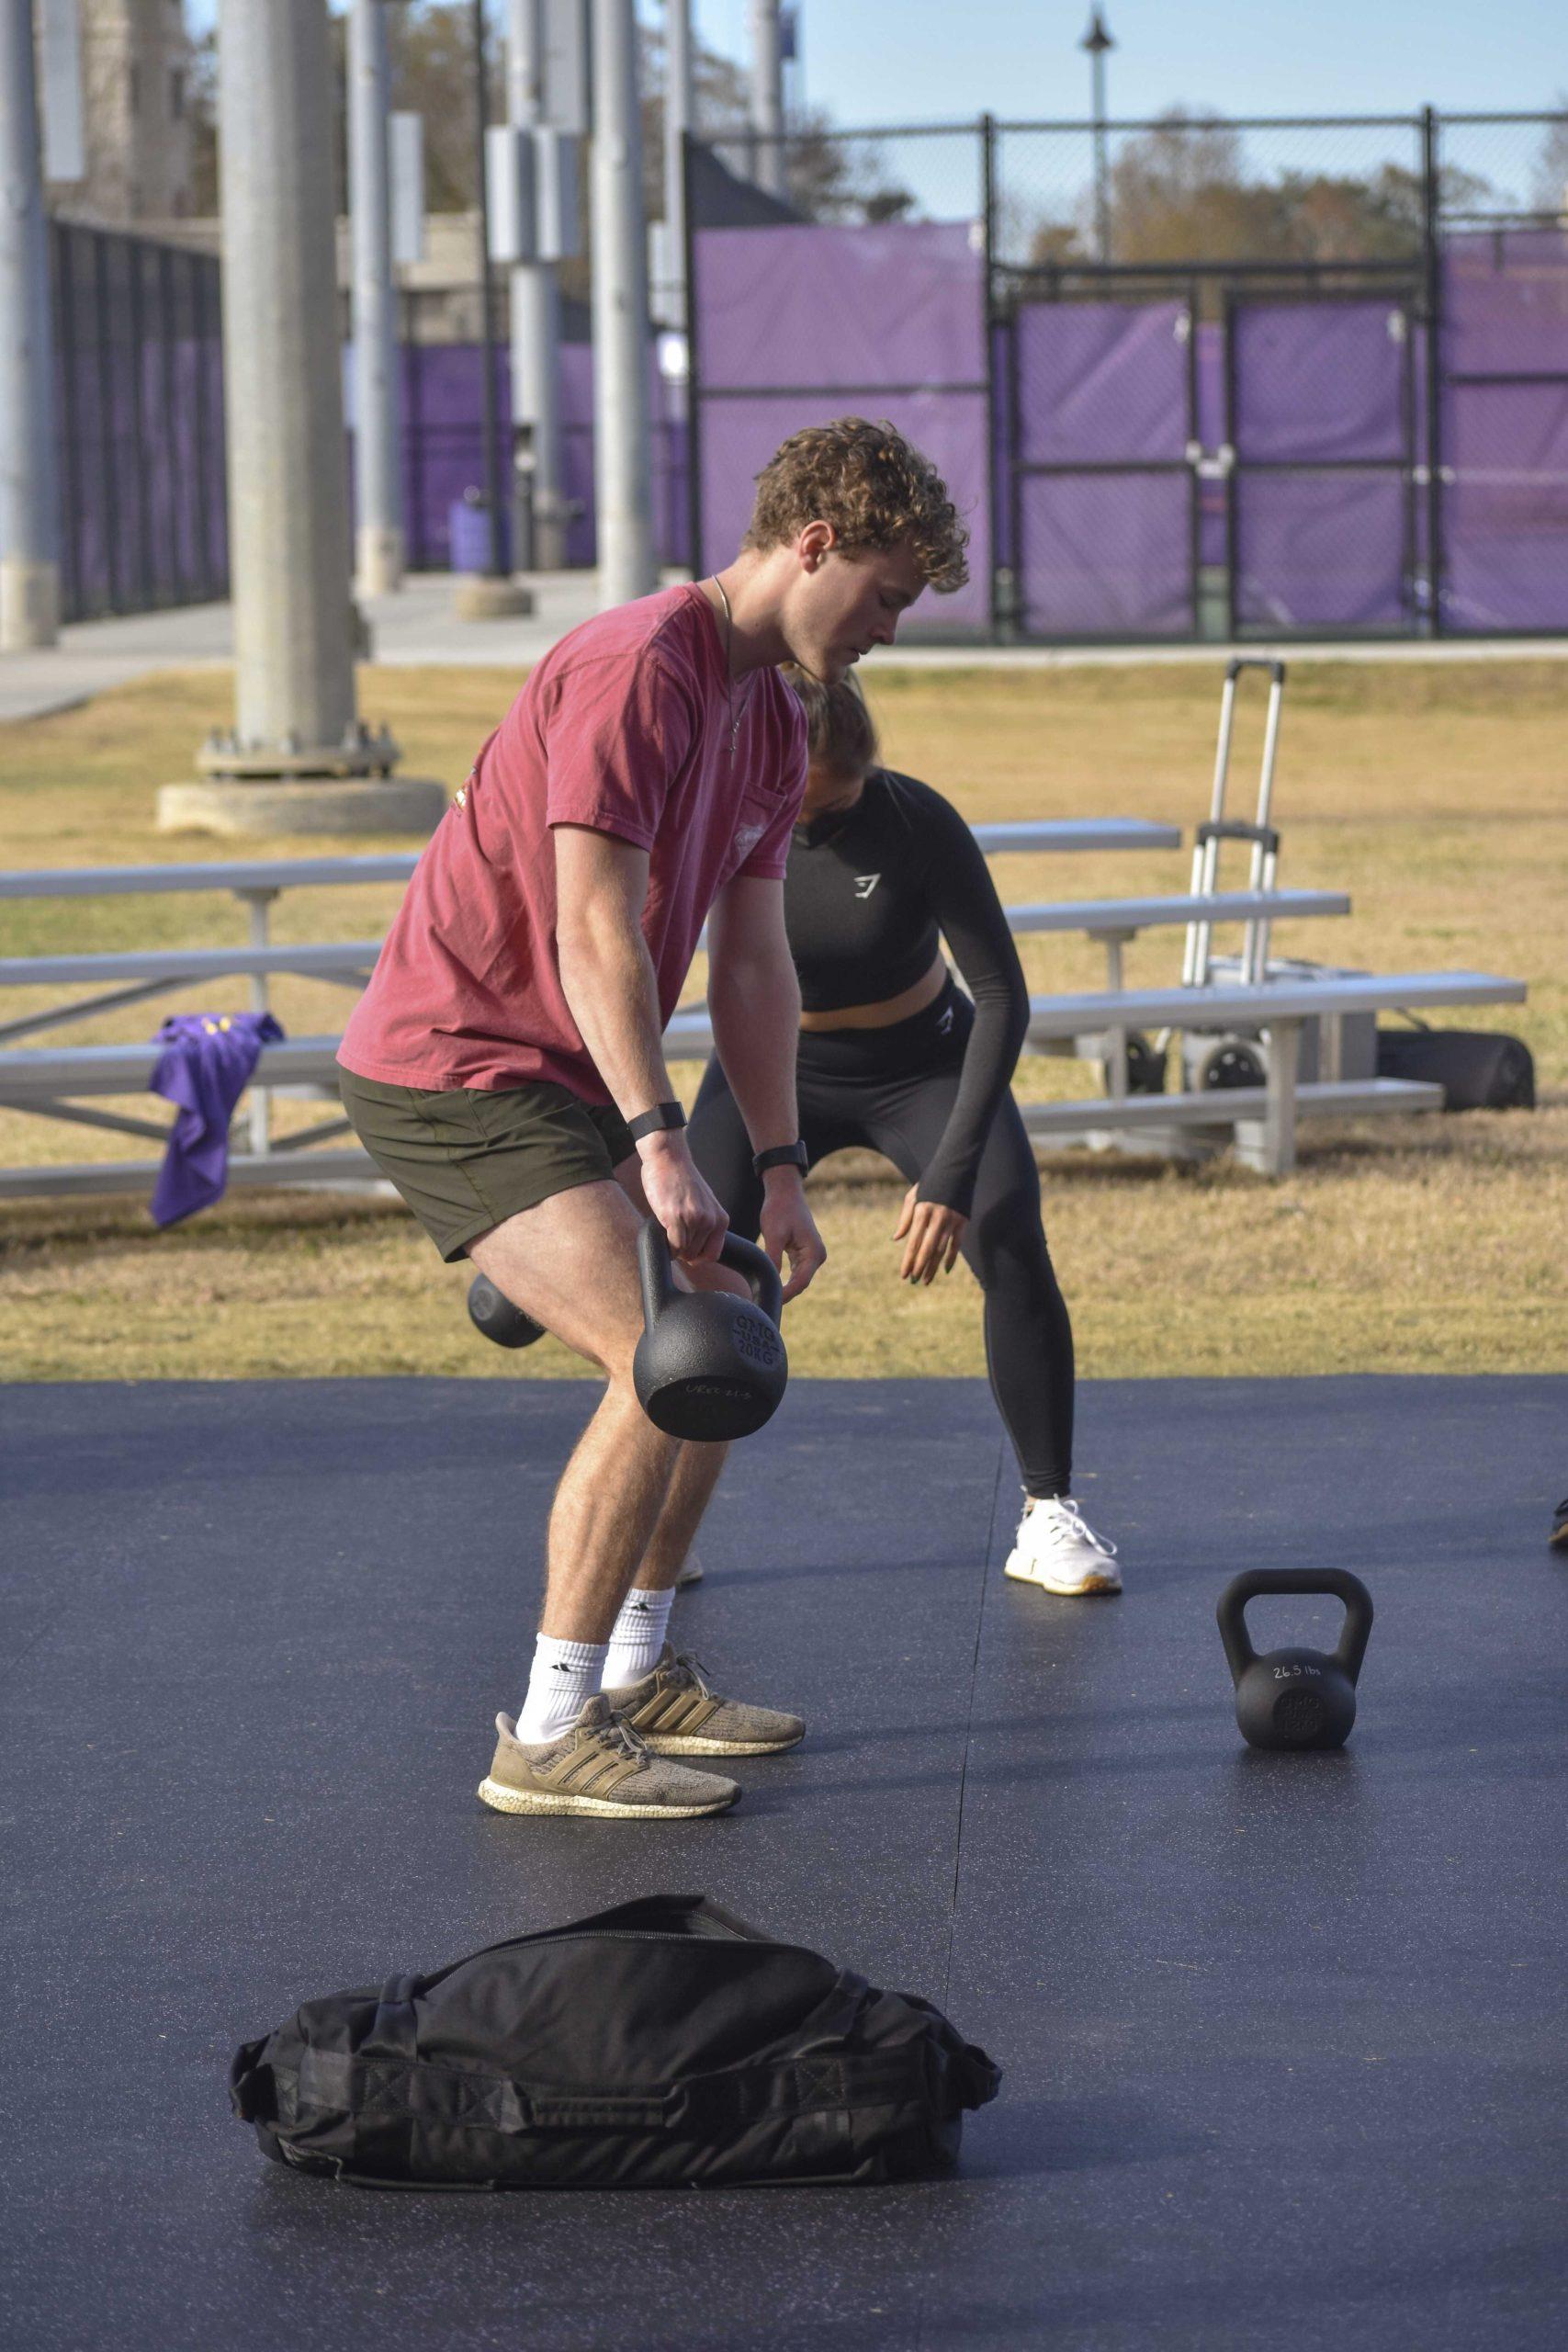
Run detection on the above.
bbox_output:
[894,1185,967,1284]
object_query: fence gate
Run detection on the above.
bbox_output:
[688,219,994,639]
[1224,294,1418,636]
[1000,291,1200,640]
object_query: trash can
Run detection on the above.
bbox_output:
[448,491,496,574]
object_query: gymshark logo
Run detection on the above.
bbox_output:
[853,874,881,899]
[733,821,765,859]
[937,1007,955,1035]
[629,1599,652,1614]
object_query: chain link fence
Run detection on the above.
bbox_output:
[685,107,1568,641]
[49,221,228,624]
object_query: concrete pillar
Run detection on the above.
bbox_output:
[160,0,443,838]
[507,0,568,572]
[0,0,62,650]
[217,0,356,756]
[348,0,405,595]
[662,0,692,336]
[750,0,784,198]
[590,0,655,607]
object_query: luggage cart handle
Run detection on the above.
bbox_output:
[1196,820,1281,854]
[1225,657,1288,685]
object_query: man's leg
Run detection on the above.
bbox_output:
[468,1173,684,1645]
[638,1441,729,1589]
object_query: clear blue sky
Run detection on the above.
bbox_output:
[184,4,1564,125]
[692,1,1565,123]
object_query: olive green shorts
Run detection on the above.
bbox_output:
[338,1067,637,1263]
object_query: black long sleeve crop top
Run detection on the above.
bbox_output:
[783,767,1031,1216]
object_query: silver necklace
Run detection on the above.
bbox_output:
[714,574,742,754]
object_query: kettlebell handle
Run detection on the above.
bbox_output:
[1216,1568,1374,1687]
[637,1217,784,1335]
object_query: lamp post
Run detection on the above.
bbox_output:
[1080,6,1114,265]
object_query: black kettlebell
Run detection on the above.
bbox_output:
[467,1272,545,1350]
[1217,1568,1373,1751]
[633,1218,786,1442]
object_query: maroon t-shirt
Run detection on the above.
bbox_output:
[338,585,807,1101]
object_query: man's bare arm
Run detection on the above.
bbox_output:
[553,823,723,1257]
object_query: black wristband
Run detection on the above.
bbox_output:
[626,1100,687,1143]
[752,1140,808,1179]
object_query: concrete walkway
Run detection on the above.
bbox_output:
[4,571,1566,726]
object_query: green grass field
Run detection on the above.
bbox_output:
[2,656,1564,1381]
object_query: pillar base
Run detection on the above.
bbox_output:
[355,526,406,599]
[0,558,61,650]
[454,575,536,622]
[156,775,448,839]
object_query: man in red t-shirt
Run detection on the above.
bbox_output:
[340,417,970,1822]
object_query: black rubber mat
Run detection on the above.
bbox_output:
[3,1374,1565,2351]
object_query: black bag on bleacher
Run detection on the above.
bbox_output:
[1375,1023,1535,1111]
[230,1894,1001,2189]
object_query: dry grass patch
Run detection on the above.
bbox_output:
[2,657,1563,1381]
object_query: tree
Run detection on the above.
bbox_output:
[1025,110,1495,270]
[1530,98,1568,217]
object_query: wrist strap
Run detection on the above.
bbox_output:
[627,1101,687,1143]
[752,1140,808,1179]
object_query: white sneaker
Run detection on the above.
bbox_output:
[1004,1496,1122,1596]
[674,1551,704,1589]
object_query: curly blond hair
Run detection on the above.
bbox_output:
[743,417,970,594]
[781,663,880,781]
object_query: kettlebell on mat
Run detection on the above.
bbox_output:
[467,1272,545,1350]
[1216,1568,1374,1751]
[633,1218,786,1442]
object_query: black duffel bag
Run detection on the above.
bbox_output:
[1375,1023,1535,1111]
[230,1894,1001,2189]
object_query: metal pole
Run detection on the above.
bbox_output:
[590,0,656,605]
[507,0,567,571]
[1081,8,1114,266]
[349,0,405,594]
[1421,105,1445,639]
[0,0,62,650]
[750,0,784,198]
[471,0,508,574]
[215,0,356,758]
[663,0,693,335]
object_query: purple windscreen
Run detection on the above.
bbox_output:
[1019,473,1192,637]
[1015,300,1190,465]
[691,221,991,635]
[1010,300,1192,635]
[1443,379,1568,630]
[1228,302,1411,629]
[1441,231,1568,631]
[395,342,689,571]
[1232,302,1407,464]
[1233,472,1409,629]
[1444,229,1568,379]
[694,221,985,390]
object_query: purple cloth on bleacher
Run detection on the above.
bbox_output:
[149,1012,285,1227]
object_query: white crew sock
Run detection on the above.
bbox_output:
[516,1634,608,1746]
[603,1587,675,1690]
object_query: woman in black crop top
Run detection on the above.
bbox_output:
[687,671,1120,1596]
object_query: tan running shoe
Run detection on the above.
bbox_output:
[604,1645,805,1757]
[476,1694,739,1819]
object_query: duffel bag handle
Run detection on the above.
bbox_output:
[523,2090,676,2130]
